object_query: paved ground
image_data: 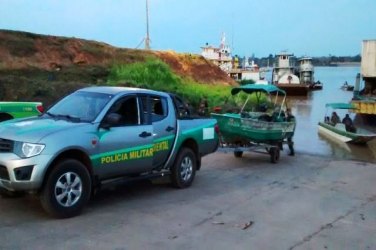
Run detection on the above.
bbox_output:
[1,151,376,250]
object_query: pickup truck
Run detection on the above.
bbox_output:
[0,102,44,122]
[0,86,218,218]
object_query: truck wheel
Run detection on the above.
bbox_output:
[171,148,196,188]
[270,147,280,163]
[234,151,243,158]
[40,159,91,218]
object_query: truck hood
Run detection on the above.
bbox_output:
[0,117,88,142]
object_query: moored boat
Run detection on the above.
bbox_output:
[350,40,376,116]
[341,82,354,91]
[318,103,376,144]
[298,57,314,82]
[272,52,309,95]
[309,80,323,90]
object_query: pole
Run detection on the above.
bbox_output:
[145,0,151,50]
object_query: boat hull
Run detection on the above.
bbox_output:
[212,113,296,144]
[318,122,376,144]
[276,84,309,95]
[309,83,323,90]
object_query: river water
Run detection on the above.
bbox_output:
[267,66,376,163]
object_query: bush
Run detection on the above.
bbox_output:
[107,58,274,113]
[239,79,255,85]
[107,58,232,110]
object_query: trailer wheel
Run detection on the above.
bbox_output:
[234,151,243,158]
[40,159,91,218]
[171,148,196,188]
[270,147,280,163]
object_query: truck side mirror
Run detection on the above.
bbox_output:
[101,113,121,129]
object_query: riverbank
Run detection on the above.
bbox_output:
[0,30,235,107]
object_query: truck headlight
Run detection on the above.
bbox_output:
[14,142,45,158]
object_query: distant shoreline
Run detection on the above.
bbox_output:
[328,62,361,67]
[314,63,360,67]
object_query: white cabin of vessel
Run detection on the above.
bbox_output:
[201,33,232,71]
[361,40,376,78]
[272,52,298,84]
[298,57,314,84]
[228,60,265,82]
[352,39,376,115]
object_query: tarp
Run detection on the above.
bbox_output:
[325,103,356,109]
[231,84,286,95]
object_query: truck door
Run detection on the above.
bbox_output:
[95,95,153,179]
[141,95,177,168]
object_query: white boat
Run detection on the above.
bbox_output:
[272,52,309,95]
[318,103,376,144]
[228,59,265,83]
[201,33,232,71]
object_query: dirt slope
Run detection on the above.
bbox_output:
[0,30,234,85]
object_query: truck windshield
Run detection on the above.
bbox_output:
[47,91,113,122]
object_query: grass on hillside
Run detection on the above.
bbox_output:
[108,57,269,112]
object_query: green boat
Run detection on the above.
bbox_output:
[211,84,296,162]
[318,102,376,144]
[0,102,43,122]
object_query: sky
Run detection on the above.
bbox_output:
[1,0,375,57]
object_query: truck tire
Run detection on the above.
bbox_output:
[171,148,196,188]
[40,159,91,218]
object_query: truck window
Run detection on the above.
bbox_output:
[151,97,168,122]
[109,96,139,126]
[48,91,113,122]
[170,94,191,118]
[140,95,168,123]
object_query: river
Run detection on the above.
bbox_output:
[268,66,376,163]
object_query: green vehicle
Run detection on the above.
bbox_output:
[211,84,296,163]
[0,102,44,122]
[0,87,218,218]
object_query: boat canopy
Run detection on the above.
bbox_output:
[325,103,356,109]
[231,84,286,95]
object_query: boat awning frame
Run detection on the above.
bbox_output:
[232,84,287,117]
[325,103,357,109]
